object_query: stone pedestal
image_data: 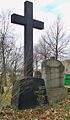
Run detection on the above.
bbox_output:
[11,77,47,109]
[47,87,67,103]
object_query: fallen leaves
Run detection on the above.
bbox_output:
[0,97,70,120]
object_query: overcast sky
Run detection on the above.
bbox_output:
[0,0,70,45]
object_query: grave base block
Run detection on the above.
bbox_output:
[47,87,67,103]
[11,77,47,109]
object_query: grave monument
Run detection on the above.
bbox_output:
[42,57,67,103]
[11,1,44,77]
[11,1,47,109]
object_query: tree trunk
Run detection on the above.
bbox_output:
[1,35,7,86]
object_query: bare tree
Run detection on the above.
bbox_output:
[0,11,16,88]
[8,46,24,84]
[33,39,51,70]
[36,17,70,61]
[33,45,41,71]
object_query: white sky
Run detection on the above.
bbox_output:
[0,0,70,46]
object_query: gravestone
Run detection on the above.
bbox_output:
[42,57,67,103]
[11,1,47,109]
[63,60,70,74]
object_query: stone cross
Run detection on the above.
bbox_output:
[11,1,44,77]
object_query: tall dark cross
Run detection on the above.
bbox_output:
[11,1,44,77]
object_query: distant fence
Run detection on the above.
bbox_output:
[64,74,70,85]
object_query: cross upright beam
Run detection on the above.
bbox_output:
[11,1,44,77]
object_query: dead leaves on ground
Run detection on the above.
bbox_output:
[0,97,70,120]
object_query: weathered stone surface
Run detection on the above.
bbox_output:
[47,87,67,103]
[63,60,70,74]
[41,57,67,103]
[11,77,47,109]
[42,57,65,89]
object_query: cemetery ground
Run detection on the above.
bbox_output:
[0,92,70,120]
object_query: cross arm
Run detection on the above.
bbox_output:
[11,14,26,25]
[33,19,44,29]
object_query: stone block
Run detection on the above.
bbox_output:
[11,77,47,109]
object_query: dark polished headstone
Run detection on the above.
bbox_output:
[11,1,44,77]
[11,77,47,109]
